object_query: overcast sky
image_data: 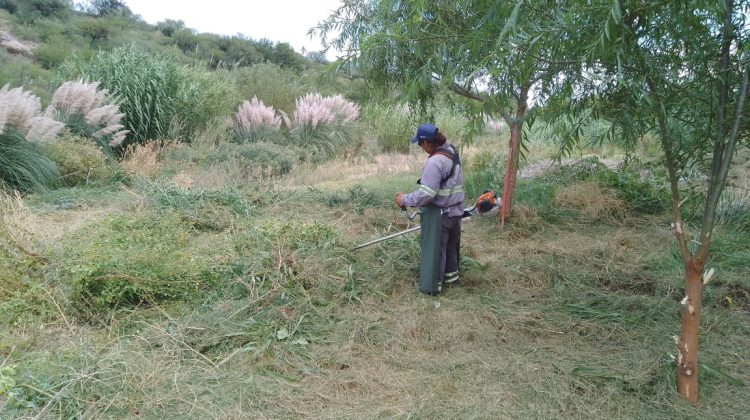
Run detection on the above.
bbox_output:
[123,0,342,57]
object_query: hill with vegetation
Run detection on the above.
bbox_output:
[0,0,748,418]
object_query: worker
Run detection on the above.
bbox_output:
[395,123,465,295]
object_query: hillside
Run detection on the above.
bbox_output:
[0,0,327,101]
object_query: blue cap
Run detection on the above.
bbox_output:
[410,123,438,144]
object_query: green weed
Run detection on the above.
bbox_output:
[324,184,383,214]
[147,183,254,231]
[592,168,670,214]
[159,142,296,177]
[57,212,235,316]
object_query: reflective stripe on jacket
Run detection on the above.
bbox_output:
[401,143,465,217]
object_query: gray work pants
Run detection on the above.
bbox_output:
[440,214,462,284]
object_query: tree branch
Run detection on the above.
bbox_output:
[446,82,514,124]
[697,0,746,261]
[698,61,749,260]
[647,78,691,264]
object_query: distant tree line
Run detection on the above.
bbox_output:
[163,28,307,71]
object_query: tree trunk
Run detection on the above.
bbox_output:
[676,257,705,404]
[500,122,522,226]
[499,83,530,227]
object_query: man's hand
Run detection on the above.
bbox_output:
[395,192,404,207]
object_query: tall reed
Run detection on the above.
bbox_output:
[45,80,128,155]
[0,84,62,191]
[59,45,236,146]
[232,97,285,143]
[292,93,359,157]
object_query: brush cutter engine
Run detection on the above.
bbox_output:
[463,190,501,218]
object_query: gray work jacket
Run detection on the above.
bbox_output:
[401,144,465,217]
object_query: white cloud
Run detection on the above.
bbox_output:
[123,0,342,56]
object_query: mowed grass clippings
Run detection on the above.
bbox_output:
[1,142,749,418]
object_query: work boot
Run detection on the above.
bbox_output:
[443,271,460,288]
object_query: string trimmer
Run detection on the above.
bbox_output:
[351,190,500,251]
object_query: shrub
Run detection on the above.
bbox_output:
[0,0,17,13]
[229,63,304,116]
[156,19,185,37]
[16,0,69,23]
[230,142,294,175]
[232,97,286,143]
[40,133,121,186]
[44,80,128,155]
[164,142,295,176]
[172,29,198,53]
[591,168,670,214]
[361,102,414,153]
[34,43,70,69]
[59,45,236,146]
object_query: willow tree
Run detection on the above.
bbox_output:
[314,0,575,225]
[553,0,749,403]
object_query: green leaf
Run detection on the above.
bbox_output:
[611,0,622,24]
[605,19,611,41]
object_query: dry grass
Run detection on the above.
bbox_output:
[0,190,122,255]
[554,181,628,222]
[175,162,276,190]
[285,152,422,189]
[120,141,162,179]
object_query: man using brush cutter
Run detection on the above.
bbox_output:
[395,123,465,295]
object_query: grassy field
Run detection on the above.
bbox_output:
[1,135,748,418]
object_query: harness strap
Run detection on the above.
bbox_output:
[429,145,460,183]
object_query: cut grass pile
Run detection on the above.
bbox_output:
[0,145,748,418]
